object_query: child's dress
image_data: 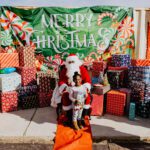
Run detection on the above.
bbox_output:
[69,85,87,121]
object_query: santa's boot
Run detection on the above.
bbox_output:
[73,121,80,130]
[56,103,62,121]
[82,109,89,126]
[66,109,73,127]
[78,120,84,129]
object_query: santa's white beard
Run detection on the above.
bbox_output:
[66,63,81,85]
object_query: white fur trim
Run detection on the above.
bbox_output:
[83,83,91,91]
[51,85,62,108]
[59,84,68,94]
[62,105,72,111]
[83,104,91,109]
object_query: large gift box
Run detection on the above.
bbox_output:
[17,85,38,97]
[38,92,52,107]
[0,72,21,92]
[17,46,35,67]
[106,90,126,116]
[92,84,110,95]
[119,88,131,115]
[18,67,36,86]
[0,53,19,68]
[128,66,150,84]
[129,103,136,120]
[112,54,131,67]
[129,81,145,101]
[107,70,124,89]
[0,91,18,112]
[37,72,57,92]
[91,94,103,116]
[19,95,38,109]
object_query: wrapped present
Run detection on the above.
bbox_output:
[0,91,18,112]
[19,95,38,109]
[0,53,19,68]
[17,46,35,67]
[92,77,99,85]
[0,72,21,92]
[106,90,126,116]
[18,67,36,86]
[92,84,110,95]
[129,81,145,101]
[107,70,124,89]
[145,84,150,102]
[37,72,57,92]
[92,61,106,77]
[131,59,150,66]
[119,88,131,115]
[112,54,131,67]
[91,94,103,116]
[38,92,52,107]
[128,66,150,84]
[129,103,136,120]
[136,101,150,118]
[17,85,38,97]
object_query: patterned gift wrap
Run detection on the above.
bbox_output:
[91,94,104,116]
[129,103,136,120]
[119,88,131,115]
[17,85,38,97]
[136,101,150,118]
[19,95,38,109]
[0,91,18,112]
[38,92,52,107]
[128,66,150,84]
[92,61,106,77]
[17,46,35,67]
[0,72,21,92]
[0,53,19,68]
[131,59,150,66]
[129,81,145,101]
[107,70,124,89]
[92,84,110,95]
[37,72,57,92]
[18,67,36,86]
[111,54,131,67]
[108,66,128,87]
[106,90,126,116]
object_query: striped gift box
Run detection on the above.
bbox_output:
[131,59,150,66]
[106,90,126,116]
[0,53,19,68]
[18,46,35,67]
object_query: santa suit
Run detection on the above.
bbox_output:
[59,65,91,111]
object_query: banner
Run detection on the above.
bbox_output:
[0,6,135,62]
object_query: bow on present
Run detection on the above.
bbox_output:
[0,10,33,46]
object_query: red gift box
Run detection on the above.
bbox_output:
[106,90,126,116]
[18,67,36,86]
[91,94,103,116]
[18,46,35,67]
[0,91,18,112]
[92,61,106,77]
[38,92,52,107]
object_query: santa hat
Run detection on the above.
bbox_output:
[66,53,82,65]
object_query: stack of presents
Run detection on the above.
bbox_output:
[0,46,57,112]
[89,54,150,120]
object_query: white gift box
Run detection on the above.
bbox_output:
[0,72,21,92]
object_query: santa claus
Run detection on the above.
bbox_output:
[51,54,92,123]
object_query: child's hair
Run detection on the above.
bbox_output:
[73,72,81,81]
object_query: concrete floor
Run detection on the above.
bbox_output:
[0,107,150,143]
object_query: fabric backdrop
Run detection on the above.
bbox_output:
[0,6,135,62]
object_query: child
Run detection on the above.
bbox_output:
[69,72,88,130]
